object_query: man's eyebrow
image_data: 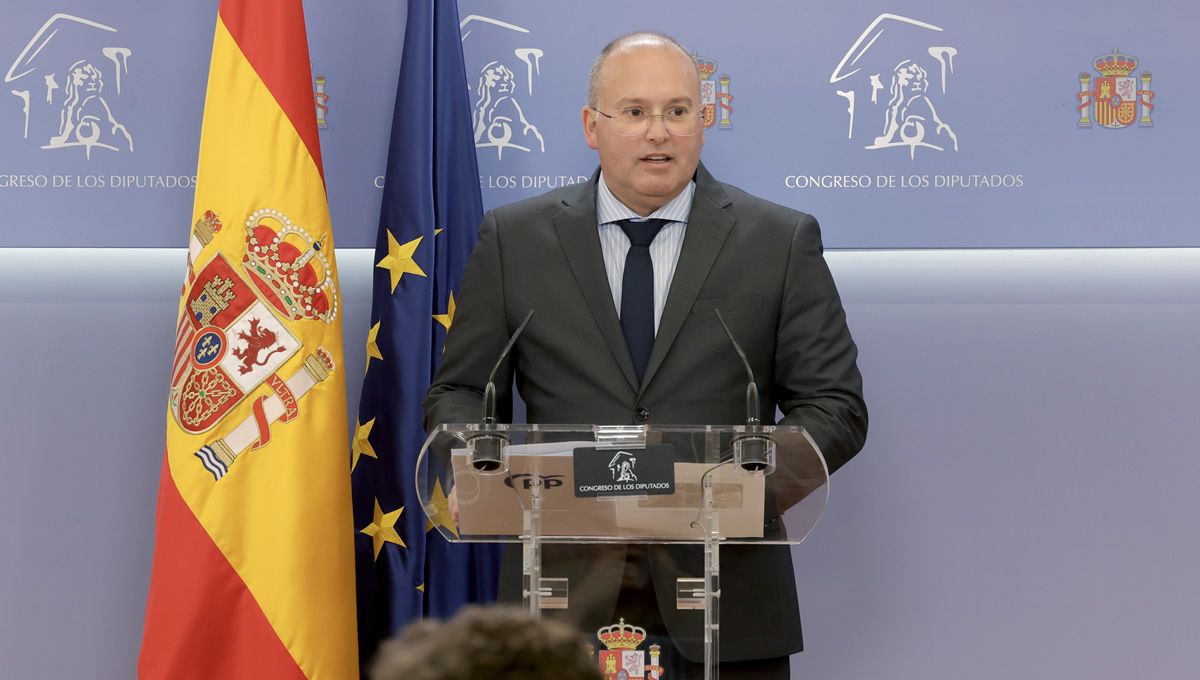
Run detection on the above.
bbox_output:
[612,95,696,107]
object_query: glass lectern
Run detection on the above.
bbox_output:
[417,423,828,680]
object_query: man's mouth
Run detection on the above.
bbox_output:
[641,154,672,165]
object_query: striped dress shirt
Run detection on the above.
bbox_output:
[596,173,694,333]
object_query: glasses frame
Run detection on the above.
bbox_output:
[590,106,705,137]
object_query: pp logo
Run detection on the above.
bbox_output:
[504,474,564,490]
[5,13,134,159]
[829,13,958,158]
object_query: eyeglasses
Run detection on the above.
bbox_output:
[591,106,704,137]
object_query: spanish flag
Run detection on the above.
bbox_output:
[139,1,357,677]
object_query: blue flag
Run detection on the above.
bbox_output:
[352,0,500,667]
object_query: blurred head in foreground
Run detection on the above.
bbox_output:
[370,606,601,680]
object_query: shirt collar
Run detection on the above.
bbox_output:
[596,172,695,226]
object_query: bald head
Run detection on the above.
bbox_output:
[580,31,705,216]
[587,32,700,108]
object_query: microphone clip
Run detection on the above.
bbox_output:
[732,423,776,476]
[467,417,509,474]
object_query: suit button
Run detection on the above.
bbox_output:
[635,406,650,422]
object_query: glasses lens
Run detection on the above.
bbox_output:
[666,115,702,136]
[609,112,702,136]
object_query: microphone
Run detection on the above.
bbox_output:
[713,309,775,475]
[469,310,534,473]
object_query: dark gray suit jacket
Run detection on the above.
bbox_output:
[425,162,867,661]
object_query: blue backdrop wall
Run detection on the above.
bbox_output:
[1,1,1196,247]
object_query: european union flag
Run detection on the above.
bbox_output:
[352,0,500,669]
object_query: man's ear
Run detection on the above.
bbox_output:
[581,106,599,150]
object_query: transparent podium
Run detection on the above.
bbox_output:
[417,423,828,680]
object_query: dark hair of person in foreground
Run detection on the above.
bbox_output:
[370,606,602,680]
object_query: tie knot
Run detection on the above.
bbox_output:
[617,218,670,247]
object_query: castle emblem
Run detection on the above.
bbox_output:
[170,208,339,481]
[595,618,665,680]
[1077,48,1154,129]
[693,54,732,130]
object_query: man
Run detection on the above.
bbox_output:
[425,32,867,679]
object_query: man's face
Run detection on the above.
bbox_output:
[582,45,703,216]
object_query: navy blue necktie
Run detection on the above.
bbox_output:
[617,218,669,383]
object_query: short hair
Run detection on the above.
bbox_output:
[587,31,700,107]
[370,606,602,680]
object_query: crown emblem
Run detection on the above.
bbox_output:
[242,209,338,324]
[1093,48,1138,77]
[597,618,647,651]
[693,54,716,80]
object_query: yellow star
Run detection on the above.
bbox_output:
[360,498,405,559]
[364,321,383,374]
[433,291,456,331]
[376,231,426,292]
[434,228,444,236]
[351,418,377,471]
[425,477,459,538]
[416,583,425,593]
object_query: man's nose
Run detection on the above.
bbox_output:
[644,115,670,140]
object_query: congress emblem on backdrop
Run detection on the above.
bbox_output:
[829,13,959,158]
[461,14,546,159]
[595,619,665,679]
[4,13,134,158]
[1077,49,1154,129]
[172,209,339,481]
[693,53,733,130]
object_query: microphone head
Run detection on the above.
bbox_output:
[468,431,508,475]
[733,430,776,476]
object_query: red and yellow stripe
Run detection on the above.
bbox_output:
[140,1,356,677]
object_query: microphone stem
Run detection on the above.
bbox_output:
[481,310,535,423]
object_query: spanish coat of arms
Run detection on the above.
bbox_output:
[170,208,338,480]
[1077,48,1154,129]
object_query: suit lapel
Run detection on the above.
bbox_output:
[639,164,735,394]
[553,173,640,392]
